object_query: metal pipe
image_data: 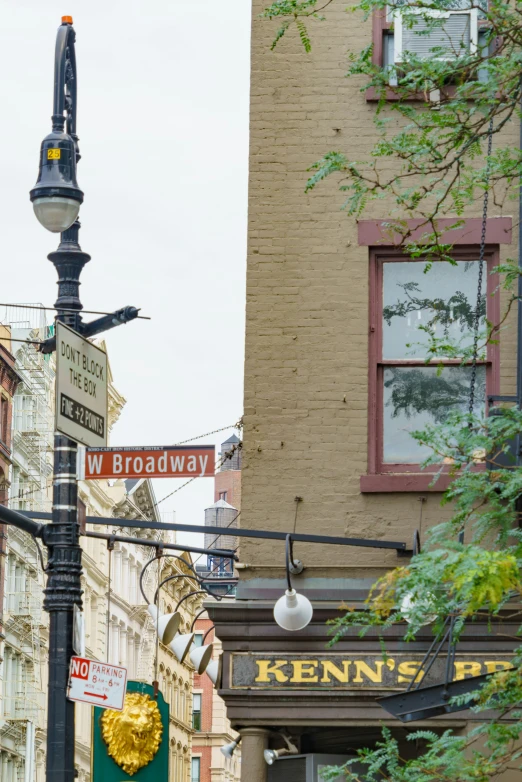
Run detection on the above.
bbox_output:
[0,505,44,539]
[28,512,407,552]
[516,88,522,456]
[84,530,237,561]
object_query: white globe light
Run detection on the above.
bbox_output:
[33,196,80,233]
[400,591,437,625]
[273,588,313,631]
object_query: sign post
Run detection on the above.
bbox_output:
[68,656,127,710]
[55,321,108,447]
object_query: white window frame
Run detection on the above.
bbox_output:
[394,7,478,63]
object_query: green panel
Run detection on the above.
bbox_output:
[93,681,169,782]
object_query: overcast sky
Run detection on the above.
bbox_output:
[0,1,251,549]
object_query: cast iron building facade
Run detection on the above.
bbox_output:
[209,3,519,781]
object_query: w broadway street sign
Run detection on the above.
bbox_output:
[68,656,127,710]
[55,322,108,447]
[79,444,215,480]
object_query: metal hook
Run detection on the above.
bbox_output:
[412,529,421,556]
[285,534,304,591]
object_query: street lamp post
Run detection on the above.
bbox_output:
[28,18,140,782]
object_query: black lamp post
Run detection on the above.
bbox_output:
[28,18,140,782]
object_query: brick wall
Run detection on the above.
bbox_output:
[241,0,519,578]
[214,470,241,511]
[193,618,215,781]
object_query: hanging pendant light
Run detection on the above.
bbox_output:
[273,535,313,632]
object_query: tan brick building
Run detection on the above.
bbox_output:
[209,2,519,780]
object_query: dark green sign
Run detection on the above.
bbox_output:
[93,681,169,781]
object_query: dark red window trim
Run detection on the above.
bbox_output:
[367,10,494,103]
[361,245,500,493]
[358,217,512,247]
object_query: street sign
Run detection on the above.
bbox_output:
[55,322,108,447]
[79,444,215,480]
[72,605,85,656]
[68,656,127,710]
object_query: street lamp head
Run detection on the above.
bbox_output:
[206,656,223,688]
[221,739,240,759]
[169,632,195,664]
[189,642,214,675]
[30,130,83,232]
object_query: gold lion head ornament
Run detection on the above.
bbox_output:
[101,692,163,776]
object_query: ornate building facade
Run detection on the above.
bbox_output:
[0,310,200,782]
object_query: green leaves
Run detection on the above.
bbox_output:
[261,0,330,50]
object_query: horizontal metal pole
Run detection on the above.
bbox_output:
[27,511,407,551]
[488,395,517,402]
[0,505,44,538]
[84,529,238,560]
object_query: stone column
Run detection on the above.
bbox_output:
[240,728,270,782]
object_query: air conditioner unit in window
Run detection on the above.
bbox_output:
[394,8,478,63]
[267,754,362,782]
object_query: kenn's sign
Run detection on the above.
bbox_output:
[79,444,215,480]
[230,653,513,691]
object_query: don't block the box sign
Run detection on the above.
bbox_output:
[230,653,513,691]
[55,322,108,447]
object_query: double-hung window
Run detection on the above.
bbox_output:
[191,757,201,782]
[367,249,499,479]
[192,693,202,731]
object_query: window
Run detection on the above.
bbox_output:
[193,633,203,648]
[0,396,8,444]
[219,491,228,501]
[370,1,490,97]
[191,758,200,782]
[192,693,202,731]
[368,250,499,476]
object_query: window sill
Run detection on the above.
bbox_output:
[360,473,456,492]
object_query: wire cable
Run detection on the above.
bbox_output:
[0,302,151,319]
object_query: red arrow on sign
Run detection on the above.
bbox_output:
[84,691,108,700]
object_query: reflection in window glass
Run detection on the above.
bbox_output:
[192,693,202,731]
[191,757,200,782]
[383,261,485,359]
[383,365,486,462]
